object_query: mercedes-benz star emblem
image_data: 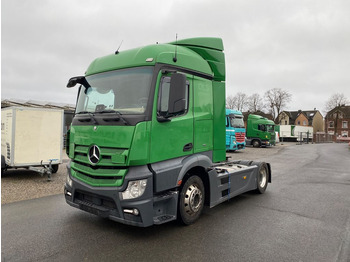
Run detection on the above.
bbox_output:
[88,145,101,165]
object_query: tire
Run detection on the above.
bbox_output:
[51,164,59,174]
[256,163,269,194]
[252,140,261,148]
[178,175,205,225]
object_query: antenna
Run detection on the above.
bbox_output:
[115,40,124,55]
[173,34,178,62]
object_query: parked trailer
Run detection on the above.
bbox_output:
[277,125,313,142]
[1,107,64,179]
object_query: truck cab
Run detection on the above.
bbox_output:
[226,109,246,151]
[64,38,271,227]
[246,114,275,147]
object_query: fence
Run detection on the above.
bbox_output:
[314,132,334,143]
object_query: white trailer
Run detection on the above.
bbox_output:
[1,107,64,179]
[278,125,313,142]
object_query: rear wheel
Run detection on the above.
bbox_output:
[256,163,269,194]
[178,175,205,225]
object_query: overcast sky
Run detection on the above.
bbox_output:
[2,0,350,114]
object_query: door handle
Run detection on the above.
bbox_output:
[183,143,193,152]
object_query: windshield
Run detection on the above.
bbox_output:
[267,124,275,133]
[230,116,245,128]
[76,67,153,115]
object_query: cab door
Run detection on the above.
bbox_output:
[150,72,193,163]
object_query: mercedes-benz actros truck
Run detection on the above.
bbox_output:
[64,37,271,227]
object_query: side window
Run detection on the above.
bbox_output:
[226,117,229,127]
[158,77,171,115]
[157,75,189,117]
[258,124,266,131]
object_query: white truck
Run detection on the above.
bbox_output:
[1,107,64,179]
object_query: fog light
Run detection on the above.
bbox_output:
[123,208,140,216]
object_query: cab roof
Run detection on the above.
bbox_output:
[86,37,225,81]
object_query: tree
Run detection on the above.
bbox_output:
[325,93,349,137]
[247,93,264,112]
[226,95,235,109]
[265,88,292,123]
[226,93,248,111]
[325,93,349,112]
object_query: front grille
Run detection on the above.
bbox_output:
[74,144,128,166]
[71,144,128,186]
[236,132,245,143]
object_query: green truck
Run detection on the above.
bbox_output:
[246,114,275,148]
[64,37,271,227]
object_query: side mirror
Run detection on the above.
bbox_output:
[67,76,90,88]
[168,73,187,114]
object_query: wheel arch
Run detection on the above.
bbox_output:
[177,154,212,206]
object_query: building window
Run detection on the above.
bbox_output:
[297,121,300,125]
[341,131,348,137]
[342,121,348,128]
[303,120,306,126]
[328,131,334,135]
[329,121,334,128]
[284,120,287,125]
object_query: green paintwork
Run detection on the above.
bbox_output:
[149,72,194,163]
[169,37,224,51]
[193,76,213,154]
[212,81,226,162]
[169,38,225,81]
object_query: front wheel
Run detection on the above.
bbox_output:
[178,175,205,225]
[252,140,261,148]
[256,163,269,194]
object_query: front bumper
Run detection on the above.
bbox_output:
[64,162,178,227]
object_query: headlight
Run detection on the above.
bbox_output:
[121,179,147,200]
[66,173,73,187]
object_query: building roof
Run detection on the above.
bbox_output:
[1,99,75,112]
[280,109,322,125]
[326,105,350,118]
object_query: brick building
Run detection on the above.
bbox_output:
[325,105,350,139]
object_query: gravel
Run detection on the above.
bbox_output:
[1,143,295,205]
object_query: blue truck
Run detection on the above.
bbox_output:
[226,109,246,151]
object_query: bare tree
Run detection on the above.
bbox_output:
[226,92,248,111]
[265,88,292,123]
[325,93,349,111]
[247,93,264,112]
[226,95,235,109]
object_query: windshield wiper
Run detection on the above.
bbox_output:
[97,110,128,125]
[76,111,98,124]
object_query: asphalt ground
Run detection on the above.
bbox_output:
[2,142,349,262]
